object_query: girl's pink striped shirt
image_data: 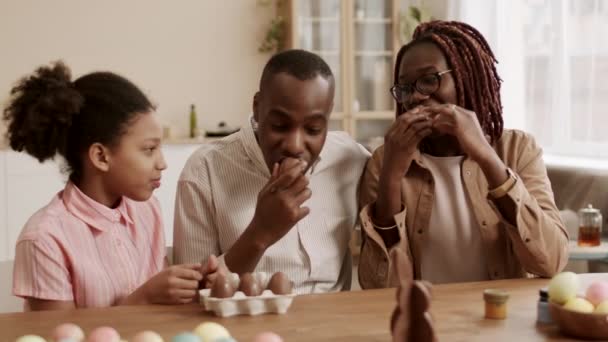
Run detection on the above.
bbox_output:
[12,181,165,308]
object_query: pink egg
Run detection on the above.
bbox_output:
[251,332,284,342]
[586,281,608,306]
[53,323,85,341]
[87,327,120,342]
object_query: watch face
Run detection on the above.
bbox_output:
[489,169,517,198]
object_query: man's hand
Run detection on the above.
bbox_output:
[248,157,311,249]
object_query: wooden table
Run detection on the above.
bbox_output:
[0,278,590,341]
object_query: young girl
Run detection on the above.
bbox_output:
[5,61,203,310]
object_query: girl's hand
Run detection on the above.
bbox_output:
[200,255,228,289]
[137,264,203,304]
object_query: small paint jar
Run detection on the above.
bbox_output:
[483,289,509,319]
[537,288,553,324]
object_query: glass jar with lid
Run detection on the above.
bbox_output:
[578,204,602,247]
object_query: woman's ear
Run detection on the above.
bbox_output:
[88,143,111,172]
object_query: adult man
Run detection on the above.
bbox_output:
[173,50,370,293]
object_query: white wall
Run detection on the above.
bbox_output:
[4,152,65,261]
[0,153,6,261]
[154,144,201,247]
[0,1,273,138]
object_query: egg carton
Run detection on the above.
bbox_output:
[199,272,297,317]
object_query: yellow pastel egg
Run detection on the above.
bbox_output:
[15,336,46,342]
[52,323,85,341]
[564,297,594,313]
[548,272,579,304]
[595,300,608,314]
[193,322,231,342]
[131,331,164,342]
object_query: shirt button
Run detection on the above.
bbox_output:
[465,170,471,176]
[417,229,423,234]
[378,262,387,277]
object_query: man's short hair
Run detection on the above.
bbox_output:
[259,49,334,90]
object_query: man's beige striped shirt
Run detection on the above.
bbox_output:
[173,117,370,293]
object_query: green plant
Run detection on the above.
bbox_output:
[259,16,286,53]
[258,0,286,53]
[399,4,433,45]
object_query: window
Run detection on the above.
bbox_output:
[451,0,608,158]
[524,0,608,157]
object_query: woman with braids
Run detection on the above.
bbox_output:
[6,61,207,310]
[357,20,568,288]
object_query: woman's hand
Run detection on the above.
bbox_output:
[383,107,433,177]
[425,104,494,163]
[426,103,510,192]
[371,107,432,237]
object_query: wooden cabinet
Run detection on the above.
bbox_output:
[281,0,400,145]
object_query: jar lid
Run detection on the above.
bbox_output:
[579,204,601,215]
[483,289,509,304]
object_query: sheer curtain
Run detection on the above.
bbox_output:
[448,0,608,158]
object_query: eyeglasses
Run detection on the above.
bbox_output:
[390,70,452,103]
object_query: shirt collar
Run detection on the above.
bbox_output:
[308,150,322,175]
[240,115,271,177]
[63,181,134,231]
[239,115,323,177]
